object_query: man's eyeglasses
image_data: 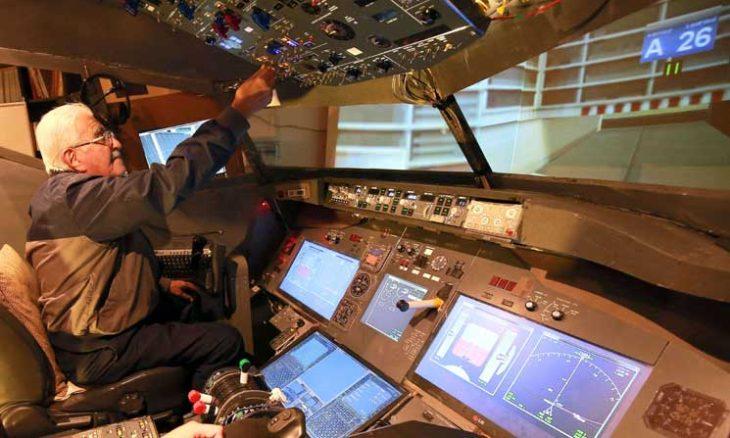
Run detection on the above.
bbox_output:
[68,130,116,150]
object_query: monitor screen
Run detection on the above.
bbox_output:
[261,332,402,438]
[279,241,360,320]
[413,295,650,438]
[139,119,225,174]
[361,274,428,341]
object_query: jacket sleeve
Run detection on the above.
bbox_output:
[65,107,249,242]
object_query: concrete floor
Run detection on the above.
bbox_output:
[538,121,730,191]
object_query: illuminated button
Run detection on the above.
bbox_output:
[431,275,440,282]
[423,273,432,279]
[551,309,565,321]
[525,300,537,311]
[411,269,420,275]
[437,198,445,206]
[442,207,450,216]
[434,207,442,215]
[445,198,453,207]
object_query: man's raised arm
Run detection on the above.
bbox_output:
[65,67,276,242]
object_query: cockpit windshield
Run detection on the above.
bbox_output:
[260,0,729,190]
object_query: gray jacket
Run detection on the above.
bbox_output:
[26,107,249,338]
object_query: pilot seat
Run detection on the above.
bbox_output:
[0,304,190,437]
[0,245,190,438]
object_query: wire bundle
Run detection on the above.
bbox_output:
[391,68,444,106]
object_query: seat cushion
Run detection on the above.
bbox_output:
[51,366,189,414]
[0,244,67,398]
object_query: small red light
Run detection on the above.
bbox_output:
[349,234,363,242]
[256,199,272,214]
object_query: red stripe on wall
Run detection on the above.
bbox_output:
[581,106,591,116]
[690,94,703,105]
[668,96,681,107]
[711,90,724,102]
[614,103,624,113]
[631,102,642,112]
[650,99,661,110]
[597,105,607,115]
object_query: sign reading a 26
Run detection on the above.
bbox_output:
[641,16,719,63]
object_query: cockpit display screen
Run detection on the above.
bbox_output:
[279,241,359,320]
[262,332,402,438]
[361,275,428,341]
[413,295,650,437]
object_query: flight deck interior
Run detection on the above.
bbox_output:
[0,0,729,437]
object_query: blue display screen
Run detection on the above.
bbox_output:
[139,119,225,175]
[640,15,719,63]
[262,332,402,438]
[414,296,650,438]
[279,241,360,320]
[361,275,428,341]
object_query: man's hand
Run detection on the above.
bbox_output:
[166,279,201,302]
[231,66,276,119]
[164,421,224,438]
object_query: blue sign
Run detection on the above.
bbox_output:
[641,16,719,63]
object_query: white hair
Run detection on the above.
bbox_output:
[35,103,95,174]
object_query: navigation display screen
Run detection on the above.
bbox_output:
[279,241,359,320]
[361,275,428,342]
[413,296,650,438]
[262,332,402,438]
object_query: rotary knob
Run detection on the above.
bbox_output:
[345,68,362,81]
[375,59,393,74]
[416,7,441,25]
[551,309,565,321]
[525,300,537,311]
[328,52,345,65]
[430,255,448,271]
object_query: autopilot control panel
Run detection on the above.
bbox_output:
[255,220,730,437]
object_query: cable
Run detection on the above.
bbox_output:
[564,0,611,33]
[249,114,326,133]
[391,68,444,106]
[391,69,469,141]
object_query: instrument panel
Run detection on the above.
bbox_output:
[256,220,730,438]
[129,0,490,86]
[326,183,524,240]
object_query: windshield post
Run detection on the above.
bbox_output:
[240,131,270,184]
[436,95,493,188]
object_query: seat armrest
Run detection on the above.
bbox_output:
[52,367,189,415]
[0,404,58,438]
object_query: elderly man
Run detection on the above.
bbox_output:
[25,66,276,390]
